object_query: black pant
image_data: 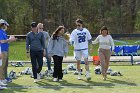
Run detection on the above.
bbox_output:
[52,55,63,79]
[30,51,43,79]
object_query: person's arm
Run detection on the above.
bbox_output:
[69,31,75,45]
[109,35,115,51]
[0,44,2,59]
[47,32,50,40]
[92,35,100,45]
[63,40,68,57]
[26,34,30,53]
[41,33,46,56]
[0,36,17,43]
[87,30,92,44]
[47,37,54,56]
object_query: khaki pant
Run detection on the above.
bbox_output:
[0,52,8,80]
[98,48,111,74]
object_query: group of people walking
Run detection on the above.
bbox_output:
[0,18,115,87]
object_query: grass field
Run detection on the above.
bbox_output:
[1,63,140,93]
[1,39,140,93]
[8,39,140,61]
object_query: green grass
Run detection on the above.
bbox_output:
[1,64,140,93]
[9,39,140,61]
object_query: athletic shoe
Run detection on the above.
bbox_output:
[59,79,63,81]
[48,70,53,74]
[53,78,58,82]
[37,73,41,80]
[85,71,91,81]
[77,72,81,80]
[1,80,7,84]
[0,81,7,86]
[0,86,7,90]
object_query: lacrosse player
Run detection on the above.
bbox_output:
[70,19,92,80]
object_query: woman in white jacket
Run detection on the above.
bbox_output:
[92,26,115,80]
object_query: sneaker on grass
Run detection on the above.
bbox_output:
[0,86,7,90]
[37,73,41,80]
[85,71,91,81]
[0,81,7,86]
[77,72,81,80]
[53,78,58,82]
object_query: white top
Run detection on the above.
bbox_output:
[70,28,92,50]
[92,35,115,51]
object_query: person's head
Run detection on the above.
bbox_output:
[75,19,83,28]
[52,26,65,40]
[37,23,44,32]
[100,26,109,36]
[0,19,9,30]
[31,22,38,32]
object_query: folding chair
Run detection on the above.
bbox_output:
[112,46,123,56]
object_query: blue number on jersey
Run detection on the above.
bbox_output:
[78,35,86,43]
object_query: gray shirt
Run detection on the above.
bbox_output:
[42,31,50,48]
[26,31,45,51]
[48,36,68,57]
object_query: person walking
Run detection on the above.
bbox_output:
[48,26,68,82]
[37,23,52,73]
[70,19,92,80]
[0,19,16,86]
[26,22,45,83]
[92,26,115,80]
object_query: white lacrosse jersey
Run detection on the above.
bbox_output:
[70,28,92,50]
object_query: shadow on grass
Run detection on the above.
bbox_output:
[107,78,137,86]
[0,82,28,93]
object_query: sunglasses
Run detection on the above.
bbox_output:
[39,28,43,29]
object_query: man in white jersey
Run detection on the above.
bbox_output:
[70,19,92,80]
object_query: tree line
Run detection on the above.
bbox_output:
[0,0,140,35]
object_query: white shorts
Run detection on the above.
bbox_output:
[74,49,88,60]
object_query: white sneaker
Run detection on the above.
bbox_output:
[0,86,7,90]
[48,70,53,74]
[59,79,63,81]
[1,79,7,84]
[37,73,41,80]
[85,71,91,81]
[77,72,81,80]
[53,78,58,82]
[0,81,7,86]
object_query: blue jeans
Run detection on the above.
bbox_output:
[46,48,51,70]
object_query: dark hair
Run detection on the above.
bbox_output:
[76,19,83,24]
[52,26,64,40]
[0,23,5,28]
[100,26,109,34]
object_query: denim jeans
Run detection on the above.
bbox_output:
[45,48,51,70]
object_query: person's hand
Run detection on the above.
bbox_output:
[89,48,94,54]
[64,54,67,58]
[9,36,17,42]
[0,54,2,59]
[43,49,46,57]
[26,52,30,58]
